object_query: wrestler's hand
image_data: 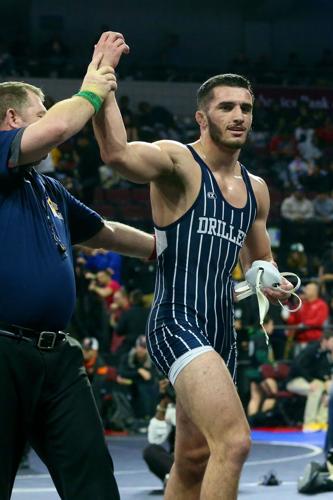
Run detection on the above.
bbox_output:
[263,276,293,305]
[93,31,130,69]
[81,52,117,97]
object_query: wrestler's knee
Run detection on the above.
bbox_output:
[175,446,210,483]
[210,421,251,467]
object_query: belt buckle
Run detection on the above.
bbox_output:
[37,331,57,350]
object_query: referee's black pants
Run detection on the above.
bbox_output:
[0,335,119,500]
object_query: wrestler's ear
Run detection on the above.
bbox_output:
[195,110,207,129]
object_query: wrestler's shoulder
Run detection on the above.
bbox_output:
[153,140,190,159]
[247,171,269,192]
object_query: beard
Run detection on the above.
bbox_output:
[207,115,249,150]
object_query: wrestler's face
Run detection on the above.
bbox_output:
[200,86,253,150]
[16,90,46,126]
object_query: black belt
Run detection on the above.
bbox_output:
[0,323,68,350]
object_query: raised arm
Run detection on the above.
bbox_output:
[92,31,179,183]
[15,43,117,165]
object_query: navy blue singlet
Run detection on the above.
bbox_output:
[146,145,257,380]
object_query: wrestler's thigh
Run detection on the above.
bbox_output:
[174,350,250,447]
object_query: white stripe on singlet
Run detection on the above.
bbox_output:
[220,208,233,354]
[213,235,223,347]
[225,329,237,372]
[227,210,243,352]
[164,323,190,350]
[172,224,180,321]
[161,323,177,361]
[146,259,162,370]
[194,183,207,328]
[184,210,194,324]
[204,170,217,336]
[150,253,168,373]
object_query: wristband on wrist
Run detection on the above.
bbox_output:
[148,234,157,261]
[74,91,103,114]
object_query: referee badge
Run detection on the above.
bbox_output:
[47,197,64,220]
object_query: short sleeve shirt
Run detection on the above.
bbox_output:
[0,128,104,330]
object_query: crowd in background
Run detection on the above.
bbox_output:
[1,32,333,86]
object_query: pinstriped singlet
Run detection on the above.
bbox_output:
[146,145,257,379]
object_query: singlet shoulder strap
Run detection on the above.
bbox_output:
[240,164,257,203]
[186,144,208,172]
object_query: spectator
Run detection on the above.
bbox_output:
[150,105,182,141]
[286,330,333,432]
[268,122,297,160]
[118,335,158,423]
[285,282,329,353]
[78,246,122,283]
[313,191,333,223]
[143,379,175,485]
[287,154,309,190]
[319,245,333,301]
[40,35,70,77]
[87,269,121,308]
[121,257,156,296]
[324,382,333,455]
[281,189,315,247]
[245,317,278,418]
[270,151,290,188]
[281,189,314,222]
[110,289,130,328]
[82,337,109,414]
[119,95,138,141]
[136,101,156,141]
[301,162,328,193]
[109,289,130,357]
[75,124,101,205]
[114,289,150,352]
[286,242,309,279]
[295,126,322,163]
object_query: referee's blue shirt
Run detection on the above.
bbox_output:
[0,128,104,330]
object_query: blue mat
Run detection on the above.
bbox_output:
[252,429,326,447]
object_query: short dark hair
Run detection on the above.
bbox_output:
[197,73,254,110]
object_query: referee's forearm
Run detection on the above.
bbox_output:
[105,221,155,259]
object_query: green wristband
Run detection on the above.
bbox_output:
[74,90,103,114]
